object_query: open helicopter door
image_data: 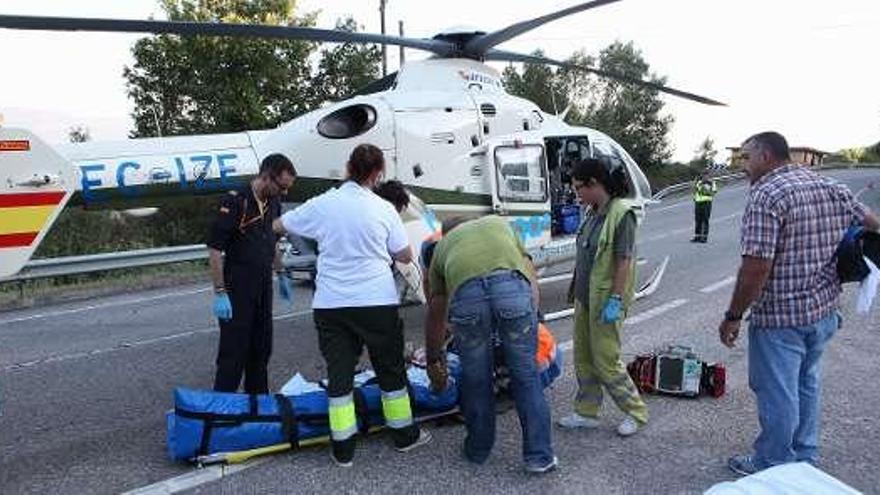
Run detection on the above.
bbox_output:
[489,136,552,250]
[0,128,76,278]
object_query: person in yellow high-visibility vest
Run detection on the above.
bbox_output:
[692,171,718,243]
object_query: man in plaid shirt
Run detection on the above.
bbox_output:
[718,131,879,476]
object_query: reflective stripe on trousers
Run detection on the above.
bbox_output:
[381,387,414,429]
[328,393,357,441]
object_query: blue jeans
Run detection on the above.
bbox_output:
[749,311,839,469]
[449,270,554,468]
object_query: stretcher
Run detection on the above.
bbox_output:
[167,324,561,464]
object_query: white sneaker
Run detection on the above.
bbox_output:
[396,428,432,452]
[525,455,559,474]
[557,413,600,429]
[617,416,640,436]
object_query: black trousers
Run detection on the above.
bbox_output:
[214,269,273,394]
[694,201,713,241]
[314,305,418,456]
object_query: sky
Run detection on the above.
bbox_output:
[0,0,878,162]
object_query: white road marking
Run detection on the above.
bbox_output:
[624,298,688,325]
[699,276,736,294]
[122,461,267,495]
[548,298,689,348]
[0,287,212,326]
[544,308,575,322]
[640,213,738,243]
[648,200,690,213]
[1,309,315,372]
[538,273,572,285]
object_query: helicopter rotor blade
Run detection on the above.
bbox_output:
[464,0,622,56]
[0,15,456,55]
[485,49,727,106]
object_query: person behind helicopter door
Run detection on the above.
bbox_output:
[207,154,297,395]
[557,157,649,436]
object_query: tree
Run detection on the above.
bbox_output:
[68,125,91,143]
[691,136,717,170]
[501,42,673,168]
[841,147,866,163]
[503,51,566,116]
[579,41,673,168]
[124,0,323,137]
[310,18,381,104]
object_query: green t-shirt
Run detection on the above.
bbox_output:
[429,216,531,298]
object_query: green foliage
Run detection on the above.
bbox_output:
[690,136,718,170]
[35,197,215,258]
[125,0,318,137]
[36,3,384,260]
[501,41,673,169]
[503,51,568,115]
[579,42,673,168]
[828,142,880,164]
[864,141,880,162]
[124,1,381,137]
[310,18,381,103]
[642,161,704,193]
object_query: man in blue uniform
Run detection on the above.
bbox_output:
[207,154,297,394]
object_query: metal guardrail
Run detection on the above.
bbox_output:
[2,172,747,284]
[650,172,746,202]
[1,244,209,283]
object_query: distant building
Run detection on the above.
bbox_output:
[727,146,828,167]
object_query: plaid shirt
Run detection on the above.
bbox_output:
[741,164,868,327]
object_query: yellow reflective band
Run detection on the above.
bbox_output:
[328,395,357,441]
[381,390,414,428]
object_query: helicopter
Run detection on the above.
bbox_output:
[0,0,723,280]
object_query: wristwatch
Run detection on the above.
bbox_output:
[724,310,742,322]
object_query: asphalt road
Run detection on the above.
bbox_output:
[1,169,878,494]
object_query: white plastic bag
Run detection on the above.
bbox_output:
[704,462,861,495]
[394,261,426,305]
[856,256,880,314]
[279,372,323,396]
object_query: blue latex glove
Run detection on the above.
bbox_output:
[213,293,232,321]
[601,295,623,324]
[277,272,293,302]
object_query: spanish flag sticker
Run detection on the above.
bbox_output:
[0,191,65,248]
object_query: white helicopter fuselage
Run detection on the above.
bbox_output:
[0,58,652,277]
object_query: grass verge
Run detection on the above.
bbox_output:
[0,260,210,312]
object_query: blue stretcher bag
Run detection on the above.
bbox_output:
[167,369,459,462]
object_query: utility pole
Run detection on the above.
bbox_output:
[399,20,405,66]
[379,0,388,77]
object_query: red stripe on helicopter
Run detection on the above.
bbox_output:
[0,191,66,208]
[0,232,38,248]
[0,140,31,152]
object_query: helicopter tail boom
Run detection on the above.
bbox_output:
[0,127,76,278]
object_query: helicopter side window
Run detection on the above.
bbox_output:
[494,144,547,203]
[611,143,652,201]
[592,140,637,199]
[317,104,378,139]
